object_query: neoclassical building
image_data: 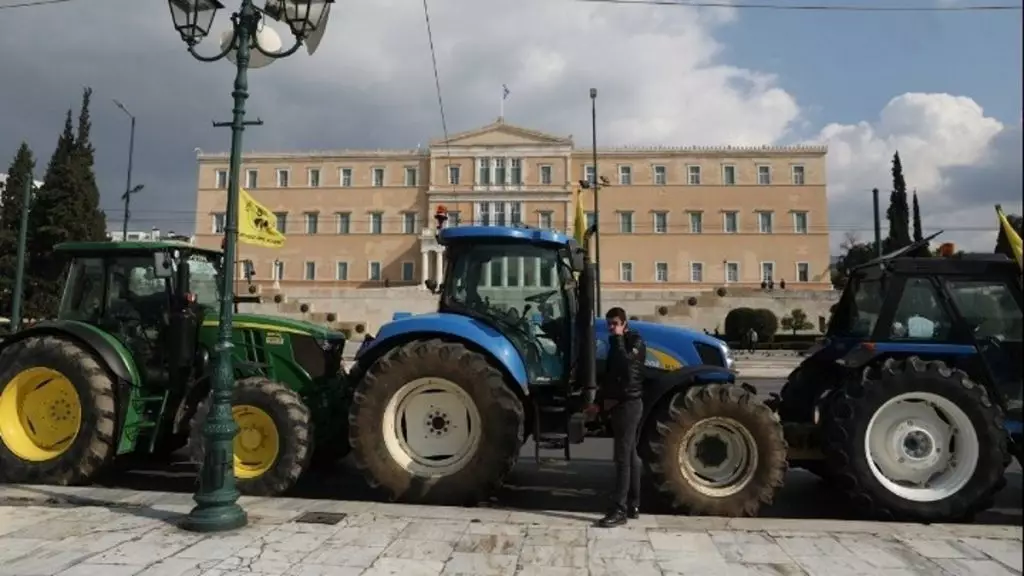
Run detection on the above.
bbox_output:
[193,119,832,290]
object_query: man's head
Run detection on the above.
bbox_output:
[606,306,628,333]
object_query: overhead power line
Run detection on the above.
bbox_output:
[576,0,1022,11]
[0,0,75,10]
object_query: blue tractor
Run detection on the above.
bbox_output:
[774,233,1023,522]
[345,213,789,517]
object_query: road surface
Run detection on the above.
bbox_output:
[96,379,1022,525]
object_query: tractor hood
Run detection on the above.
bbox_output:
[596,320,735,371]
[201,311,348,342]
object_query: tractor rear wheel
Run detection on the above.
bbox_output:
[645,383,787,516]
[348,338,524,505]
[189,377,313,497]
[822,357,1009,523]
[0,335,118,485]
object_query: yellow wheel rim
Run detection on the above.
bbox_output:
[232,404,280,479]
[0,367,83,462]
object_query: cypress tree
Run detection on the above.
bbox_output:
[0,143,36,318]
[910,190,930,257]
[885,151,911,252]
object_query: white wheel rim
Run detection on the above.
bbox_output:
[677,417,759,497]
[381,377,482,477]
[864,391,980,503]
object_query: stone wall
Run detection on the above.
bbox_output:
[241,285,840,336]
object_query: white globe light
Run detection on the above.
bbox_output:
[221,25,283,70]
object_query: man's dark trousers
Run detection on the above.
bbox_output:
[610,398,643,512]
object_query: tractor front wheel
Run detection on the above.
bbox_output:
[348,338,524,505]
[645,383,787,517]
[0,336,118,485]
[823,357,1009,523]
[189,377,313,497]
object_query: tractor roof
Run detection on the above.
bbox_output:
[439,225,573,249]
[55,241,222,257]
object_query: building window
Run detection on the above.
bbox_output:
[510,158,522,185]
[336,212,351,234]
[304,261,316,281]
[758,211,774,234]
[655,262,669,283]
[276,169,290,188]
[585,211,596,229]
[723,211,739,233]
[688,212,703,234]
[618,211,634,234]
[618,165,632,185]
[308,168,321,188]
[274,212,287,234]
[474,201,522,226]
[793,211,809,234]
[401,262,415,282]
[584,164,596,185]
[619,262,634,283]
[539,165,553,185]
[403,212,418,234]
[449,210,462,226]
[340,168,353,187]
[304,212,318,234]
[477,157,490,185]
[369,261,382,281]
[538,211,553,229]
[272,260,284,280]
[722,165,736,186]
[653,165,667,185]
[761,262,775,283]
[687,165,701,185]
[215,170,228,189]
[369,212,383,234]
[246,169,258,189]
[653,211,668,234]
[448,165,460,185]
[494,158,507,184]
[372,167,385,187]
[336,261,349,281]
[757,165,771,185]
[690,262,704,283]
[212,213,225,233]
[792,165,805,185]
[725,262,740,283]
[796,262,810,283]
[404,167,418,187]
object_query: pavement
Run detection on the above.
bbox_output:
[0,484,1021,576]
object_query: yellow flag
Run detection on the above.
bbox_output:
[996,204,1022,269]
[573,187,586,245]
[238,187,286,248]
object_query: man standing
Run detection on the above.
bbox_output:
[597,307,647,527]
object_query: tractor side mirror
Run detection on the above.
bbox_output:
[569,248,585,272]
[153,252,174,278]
[424,279,438,294]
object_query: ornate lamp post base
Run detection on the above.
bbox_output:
[181,502,248,533]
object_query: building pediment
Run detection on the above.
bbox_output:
[430,118,573,148]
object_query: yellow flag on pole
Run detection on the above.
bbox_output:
[996,204,1022,269]
[238,187,286,248]
[573,187,587,245]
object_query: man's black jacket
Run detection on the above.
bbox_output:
[604,329,647,401]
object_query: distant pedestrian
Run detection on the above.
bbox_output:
[747,327,759,353]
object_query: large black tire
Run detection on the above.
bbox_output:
[189,377,313,497]
[0,336,118,485]
[348,338,524,505]
[645,383,788,516]
[823,357,1009,523]
[778,366,830,480]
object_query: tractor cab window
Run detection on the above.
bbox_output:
[58,257,106,322]
[945,280,1023,342]
[444,243,570,383]
[888,277,951,341]
[104,257,170,327]
[829,276,885,338]
[186,253,221,307]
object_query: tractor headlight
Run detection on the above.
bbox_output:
[721,343,735,370]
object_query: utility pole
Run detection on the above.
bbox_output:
[872,188,882,258]
[11,175,32,331]
[113,99,142,239]
[590,88,602,315]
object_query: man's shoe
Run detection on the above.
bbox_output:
[627,506,639,519]
[597,509,628,528]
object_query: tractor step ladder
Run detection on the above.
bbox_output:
[134,392,171,453]
[533,395,572,464]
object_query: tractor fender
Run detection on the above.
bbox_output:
[355,313,529,390]
[639,365,737,430]
[0,320,141,387]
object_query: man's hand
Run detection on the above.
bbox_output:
[583,403,601,415]
[610,322,626,336]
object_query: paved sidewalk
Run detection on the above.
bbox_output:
[0,485,1020,576]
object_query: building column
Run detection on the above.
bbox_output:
[434,250,444,284]
[421,250,431,286]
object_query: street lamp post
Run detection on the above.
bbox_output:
[167,0,334,533]
[112,100,142,240]
[589,88,602,315]
[10,175,33,331]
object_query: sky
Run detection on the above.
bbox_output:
[0,0,1020,254]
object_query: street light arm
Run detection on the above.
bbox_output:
[252,33,303,59]
[187,31,239,63]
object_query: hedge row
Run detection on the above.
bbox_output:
[724,307,780,341]
[726,340,816,351]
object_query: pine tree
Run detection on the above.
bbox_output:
[885,151,911,252]
[71,87,108,241]
[0,143,36,318]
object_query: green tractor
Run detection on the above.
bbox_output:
[0,241,348,496]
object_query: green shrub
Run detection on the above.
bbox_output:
[751,308,779,340]
[724,307,756,341]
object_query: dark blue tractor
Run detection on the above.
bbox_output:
[345,215,788,517]
[774,234,1023,522]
